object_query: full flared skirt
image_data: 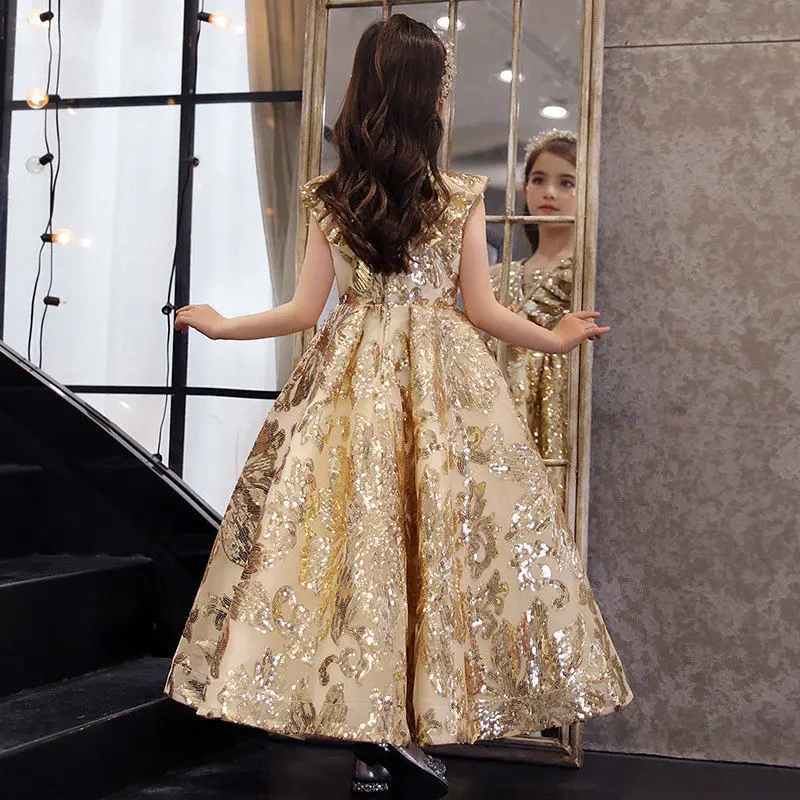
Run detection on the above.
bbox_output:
[163,297,633,745]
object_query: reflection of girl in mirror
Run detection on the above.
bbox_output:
[486,130,577,509]
[164,17,630,800]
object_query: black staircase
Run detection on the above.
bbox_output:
[0,341,256,799]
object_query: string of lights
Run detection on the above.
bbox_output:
[25,2,66,368]
[21,2,231,463]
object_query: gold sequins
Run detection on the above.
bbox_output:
[162,171,632,746]
[486,257,574,509]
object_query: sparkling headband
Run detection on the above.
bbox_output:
[440,38,456,101]
[523,128,577,166]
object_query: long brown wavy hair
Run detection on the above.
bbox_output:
[316,15,451,277]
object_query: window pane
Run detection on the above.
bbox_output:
[188,102,279,392]
[449,0,512,191]
[516,0,582,213]
[195,0,251,94]
[487,222,511,270]
[183,395,273,513]
[77,392,172,463]
[322,6,383,173]
[3,105,180,384]
[13,1,183,99]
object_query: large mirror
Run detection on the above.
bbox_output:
[296,0,605,766]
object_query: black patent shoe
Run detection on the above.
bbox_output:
[352,742,448,799]
[351,755,391,794]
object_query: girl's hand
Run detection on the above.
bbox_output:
[174,304,228,340]
[551,310,610,354]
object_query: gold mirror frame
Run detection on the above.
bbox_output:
[294,0,606,768]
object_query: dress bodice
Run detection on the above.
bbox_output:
[299,171,490,308]
[488,255,574,329]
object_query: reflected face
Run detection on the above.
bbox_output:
[525,151,577,217]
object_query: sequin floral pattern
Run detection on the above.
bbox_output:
[485,257,574,509]
[163,171,633,745]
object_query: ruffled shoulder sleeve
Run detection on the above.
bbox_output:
[442,171,491,214]
[298,174,351,255]
[298,173,327,210]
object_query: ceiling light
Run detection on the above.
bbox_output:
[498,67,525,84]
[435,16,465,31]
[540,104,569,119]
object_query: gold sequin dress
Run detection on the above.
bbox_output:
[486,256,573,510]
[163,171,633,746]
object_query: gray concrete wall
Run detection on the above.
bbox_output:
[583,0,800,767]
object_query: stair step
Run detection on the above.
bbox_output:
[173,531,215,557]
[0,464,45,556]
[0,656,168,754]
[0,554,156,695]
[0,657,253,800]
[172,531,214,580]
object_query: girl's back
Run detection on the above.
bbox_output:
[300,170,489,309]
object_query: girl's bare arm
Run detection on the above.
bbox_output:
[176,216,334,340]
[459,197,608,353]
[459,196,561,353]
[221,216,334,339]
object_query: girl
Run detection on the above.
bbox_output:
[164,15,633,799]
[486,130,578,511]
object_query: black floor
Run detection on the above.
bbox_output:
[101,735,800,800]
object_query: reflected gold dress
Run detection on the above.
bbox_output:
[163,171,633,746]
[486,256,574,510]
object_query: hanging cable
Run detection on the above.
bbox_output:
[26,0,64,368]
[38,0,64,368]
[155,161,195,461]
[155,1,212,462]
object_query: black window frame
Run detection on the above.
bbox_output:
[0,0,301,475]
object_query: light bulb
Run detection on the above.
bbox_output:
[498,67,525,84]
[209,11,230,30]
[53,228,73,246]
[540,105,568,119]
[26,9,50,28]
[26,88,48,109]
[26,153,53,174]
[435,16,465,31]
[26,155,44,174]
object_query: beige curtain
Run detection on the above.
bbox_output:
[246,0,310,385]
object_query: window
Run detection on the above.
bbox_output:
[0,1,302,503]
